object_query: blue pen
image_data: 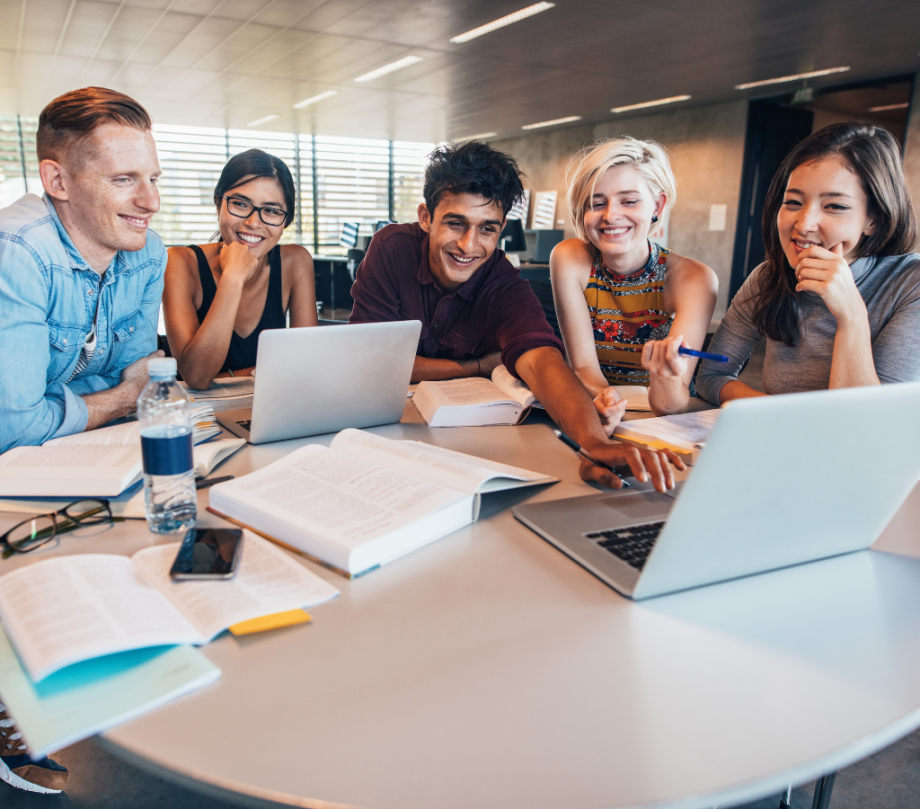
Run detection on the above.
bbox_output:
[554,430,630,488]
[679,346,729,363]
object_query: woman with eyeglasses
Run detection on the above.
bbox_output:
[164,148,317,390]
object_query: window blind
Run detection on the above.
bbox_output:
[1,119,431,255]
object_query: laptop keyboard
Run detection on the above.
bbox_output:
[585,521,665,570]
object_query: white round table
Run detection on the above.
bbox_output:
[4,407,920,809]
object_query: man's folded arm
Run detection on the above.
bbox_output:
[0,241,88,453]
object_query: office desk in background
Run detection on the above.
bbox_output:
[2,405,920,809]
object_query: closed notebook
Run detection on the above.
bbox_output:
[0,627,220,760]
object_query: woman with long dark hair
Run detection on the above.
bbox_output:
[696,122,920,405]
[163,148,317,389]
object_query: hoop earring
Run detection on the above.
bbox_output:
[651,215,659,224]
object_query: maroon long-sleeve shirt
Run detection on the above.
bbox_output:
[349,223,563,378]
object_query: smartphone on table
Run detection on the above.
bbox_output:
[169,527,243,580]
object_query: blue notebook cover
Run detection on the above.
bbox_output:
[0,627,220,759]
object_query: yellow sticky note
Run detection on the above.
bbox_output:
[229,610,312,636]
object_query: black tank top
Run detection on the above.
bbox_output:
[191,244,286,373]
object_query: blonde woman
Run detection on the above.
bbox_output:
[550,138,717,431]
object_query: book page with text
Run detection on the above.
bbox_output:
[0,555,200,681]
[491,365,539,408]
[331,429,554,495]
[132,532,339,639]
[424,378,515,407]
[210,445,465,550]
[43,422,142,448]
[616,409,720,451]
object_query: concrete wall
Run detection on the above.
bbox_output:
[491,100,749,320]
[902,73,920,249]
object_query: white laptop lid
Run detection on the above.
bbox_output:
[245,320,421,443]
[632,382,920,598]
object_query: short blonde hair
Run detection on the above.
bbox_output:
[566,137,677,242]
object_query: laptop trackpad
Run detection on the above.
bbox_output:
[597,491,673,523]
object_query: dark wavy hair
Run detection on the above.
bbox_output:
[752,122,918,346]
[213,148,296,228]
[423,141,525,218]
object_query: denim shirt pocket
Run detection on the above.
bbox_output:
[47,321,85,381]
[112,310,143,344]
[110,308,145,367]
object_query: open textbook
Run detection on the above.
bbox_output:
[0,415,243,497]
[0,531,339,682]
[208,428,558,576]
[0,629,219,759]
[614,408,720,463]
[183,377,255,413]
[413,365,544,426]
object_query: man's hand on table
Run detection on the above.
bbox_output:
[577,441,686,493]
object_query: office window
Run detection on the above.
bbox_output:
[392,141,433,226]
[152,125,227,246]
[0,119,431,254]
[314,136,390,251]
[0,116,40,209]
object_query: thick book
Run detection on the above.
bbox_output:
[413,365,544,427]
[0,414,243,497]
[0,627,220,760]
[613,409,720,464]
[183,377,255,413]
[0,532,339,681]
[208,428,558,577]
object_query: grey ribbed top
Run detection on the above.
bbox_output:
[696,252,920,405]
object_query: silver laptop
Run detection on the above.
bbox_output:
[513,382,920,600]
[217,320,421,444]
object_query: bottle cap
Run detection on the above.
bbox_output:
[147,357,178,379]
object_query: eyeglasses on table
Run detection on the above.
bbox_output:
[0,499,136,558]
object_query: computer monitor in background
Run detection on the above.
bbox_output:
[500,218,527,252]
[527,228,564,262]
[375,220,394,232]
[340,221,360,249]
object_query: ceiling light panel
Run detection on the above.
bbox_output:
[735,67,850,90]
[450,2,555,44]
[247,114,280,127]
[521,115,581,130]
[611,94,691,113]
[294,90,338,109]
[453,132,498,141]
[354,55,423,83]
[868,103,909,112]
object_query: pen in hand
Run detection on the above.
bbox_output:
[554,430,630,488]
[678,346,729,363]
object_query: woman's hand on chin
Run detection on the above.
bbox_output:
[219,241,260,285]
[593,387,628,436]
[641,334,689,380]
[795,243,867,324]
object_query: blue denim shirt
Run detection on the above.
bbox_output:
[0,194,166,453]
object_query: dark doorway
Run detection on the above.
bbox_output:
[728,102,813,300]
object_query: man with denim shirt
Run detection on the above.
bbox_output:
[0,87,165,794]
[0,87,165,457]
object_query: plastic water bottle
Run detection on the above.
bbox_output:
[137,357,197,533]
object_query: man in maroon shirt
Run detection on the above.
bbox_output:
[350,141,681,491]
